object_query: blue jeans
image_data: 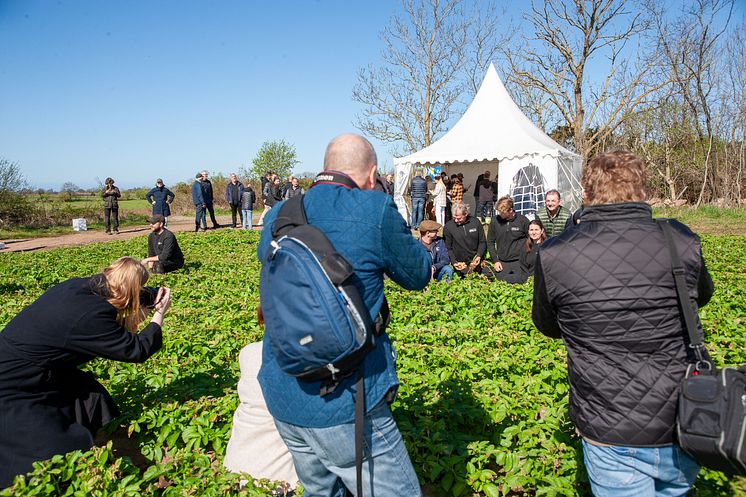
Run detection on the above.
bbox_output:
[194,205,207,230]
[274,400,422,497]
[582,440,699,497]
[435,265,454,282]
[411,197,425,228]
[242,209,252,230]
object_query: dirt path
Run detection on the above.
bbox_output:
[0,215,261,253]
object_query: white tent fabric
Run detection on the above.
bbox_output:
[393,64,582,218]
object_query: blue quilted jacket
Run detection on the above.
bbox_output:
[257,179,430,427]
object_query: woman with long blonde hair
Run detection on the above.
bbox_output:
[0,257,172,487]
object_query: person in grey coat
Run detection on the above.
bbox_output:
[145,178,175,227]
[101,177,121,234]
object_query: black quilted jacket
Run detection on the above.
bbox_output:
[532,202,714,446]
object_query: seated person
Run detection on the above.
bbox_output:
[418,220,454,282]
[520,219,547,279]
[443,203,486,277]
[142,214,184,274]
[487,196,530,283]
[224,340,298,492]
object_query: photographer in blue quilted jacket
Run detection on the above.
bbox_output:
[257,133,430,497]
[532,150,714,497]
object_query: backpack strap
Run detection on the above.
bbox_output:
[657,219,710,367]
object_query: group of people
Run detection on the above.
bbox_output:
[2,134,714,497]
[257,172,305,227]
[415,188,572,284]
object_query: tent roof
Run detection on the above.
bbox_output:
[394,64,576,166]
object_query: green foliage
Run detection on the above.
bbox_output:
[244,140,299,181]
[0,230,744,496]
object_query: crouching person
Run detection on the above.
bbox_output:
[224,341,298,493]
[418,220,454,282]
[142,214,184,274]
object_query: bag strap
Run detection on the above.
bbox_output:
[354,370,365,497]
[657,219,710,366]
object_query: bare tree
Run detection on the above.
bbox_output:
[353,0,510,155]
[506,0,668,160]
[651,0,735,205]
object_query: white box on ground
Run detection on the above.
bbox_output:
[72,218,88,231]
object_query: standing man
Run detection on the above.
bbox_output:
[101,177,121,235]
[145,178,175,227]
[284,177,304,199]
[225,173,245,229]
[410,170,427,229]
[532,151,713,496]
[142,214,184,274]
[200,170,220,229]
[443,203,486,277]
[191,173,207,232]
[487,196,530,283]
[537,189,571,238]
[257,133,430,496]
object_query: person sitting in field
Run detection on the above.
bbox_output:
[142,214,184,274]
[520,219,546,279]
[486,196,530,283]
[0,257,171,488]
[418,220,454,282]
[224,341,298,493]
[443,202,486,277]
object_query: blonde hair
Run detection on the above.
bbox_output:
[102,257,150,332]
[495,196,514,214]
[582,150,647,205]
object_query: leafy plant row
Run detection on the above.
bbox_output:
[0,231,743,496]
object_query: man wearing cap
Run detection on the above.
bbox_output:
[145,179,175,227]
[142,214,184,274]
[419,220,454,282]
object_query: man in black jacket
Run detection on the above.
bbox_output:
[532,150,713,496]
[487,196,529,283]
[443,203,486,277]
[200,170,220,229]
[142,215,184,274]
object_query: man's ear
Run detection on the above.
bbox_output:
[365,165,378,190]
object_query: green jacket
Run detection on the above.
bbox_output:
[537,205,571,237]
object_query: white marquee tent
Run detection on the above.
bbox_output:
[393,64,582,221]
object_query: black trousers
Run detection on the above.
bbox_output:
[229,203,243,227]
[205,203,219,227]
[104,208,119,232]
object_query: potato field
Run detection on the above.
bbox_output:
[0,229,744,496]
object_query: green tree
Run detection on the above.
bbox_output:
[243,140,300,181]
[0,158,29,225]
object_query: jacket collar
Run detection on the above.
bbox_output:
[580,202,652,222]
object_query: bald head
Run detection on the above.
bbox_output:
[323,134,378,189]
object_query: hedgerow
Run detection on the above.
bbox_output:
[0,231,743,496]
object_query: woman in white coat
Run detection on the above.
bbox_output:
[431,175,447,226]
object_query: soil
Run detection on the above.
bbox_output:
[0,215,261,253]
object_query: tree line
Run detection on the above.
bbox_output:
[353,0,744,206]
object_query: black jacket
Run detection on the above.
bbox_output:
[520,242,539,277]
[200,179,214,205]
[487,213,530,262]
[0,277,162,486]
[147,229,184,272]
[443,216,486,264]
[532,202,713,446]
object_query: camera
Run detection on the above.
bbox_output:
[140,286,160,308]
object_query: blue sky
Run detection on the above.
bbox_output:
[0,0,419,189]
[1,1,742,191]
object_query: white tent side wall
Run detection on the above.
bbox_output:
[394,161,413,223]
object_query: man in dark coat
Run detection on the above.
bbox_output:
[225,173,245,228]
[142,215,184,274]
[200,170,220,229]
[486,196,530,283]
[191,173,207,232]
[532,150,714,496]
[145,178,175,227]
[101,177,121,234]
[442,202,486,277]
